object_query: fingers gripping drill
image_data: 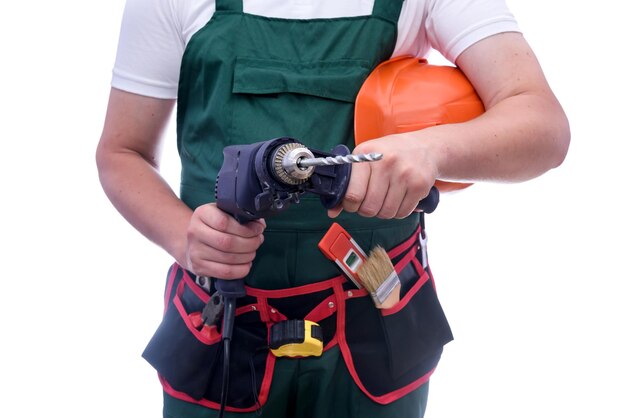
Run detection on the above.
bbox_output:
[210,136,438,413]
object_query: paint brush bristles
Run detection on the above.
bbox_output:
[357,246,400,309]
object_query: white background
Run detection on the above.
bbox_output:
[1,1,624,417]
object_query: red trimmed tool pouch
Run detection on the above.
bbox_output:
[141,265,272,411]
[337,226,454,403]
[142,227,453,410]
[141,264,343,412]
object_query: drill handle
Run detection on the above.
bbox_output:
[214,278,247,299]
[416,186,440,214]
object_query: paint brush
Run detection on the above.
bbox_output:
[357,246,400,309]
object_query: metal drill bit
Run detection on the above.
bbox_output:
[297,152,383,168]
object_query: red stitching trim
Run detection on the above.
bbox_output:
[393,245,417,273]
[387,225,420,258]
[381,270,430,317]
[182,270,209,303]
[304,294,337,323]
[246,275,345,298]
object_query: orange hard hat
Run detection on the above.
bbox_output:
[354,56,484,192]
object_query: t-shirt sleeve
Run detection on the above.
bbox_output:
[111,0,185,99]
[425,0,520,63]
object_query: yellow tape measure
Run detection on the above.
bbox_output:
[269,320,323,357]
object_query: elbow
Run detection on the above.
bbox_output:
[548,108,571,170]
[95,140,110,183]
[95,137,123,187]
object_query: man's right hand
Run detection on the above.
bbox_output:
[184,203,266,279]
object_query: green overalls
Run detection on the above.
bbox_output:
[142,1,454,416]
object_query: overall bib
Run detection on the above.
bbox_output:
[142,1,454,417]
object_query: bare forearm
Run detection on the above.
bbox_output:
[424,91,570,183]
[425,32,570,184]
[96,90,269,278]
[95,89,189,263]
[97,149,192,264]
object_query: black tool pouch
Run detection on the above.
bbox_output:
[141,265,270,411]
[339,229,454,403]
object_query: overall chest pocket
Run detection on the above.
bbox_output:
[230,57,370,148]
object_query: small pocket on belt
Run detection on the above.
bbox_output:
[341,242,453,402]
[142,270,271,410]
[379,260,453,380]
[142,279,222,400]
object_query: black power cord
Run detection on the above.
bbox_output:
[218,296,237,418]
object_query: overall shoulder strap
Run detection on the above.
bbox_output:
[371,0,405,23]
[215,0,243,13]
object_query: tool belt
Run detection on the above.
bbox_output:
[142,226,453,411]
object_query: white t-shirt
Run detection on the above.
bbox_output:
[111,0,520,99]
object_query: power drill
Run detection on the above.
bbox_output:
[215,136,439,221]
[210,136,438,415]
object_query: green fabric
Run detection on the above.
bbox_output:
[163,347,429,418]
[215,0,242,13]
[245,198,419,288]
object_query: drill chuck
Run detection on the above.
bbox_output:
[271,142,315,185]
[297,152,383,168]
